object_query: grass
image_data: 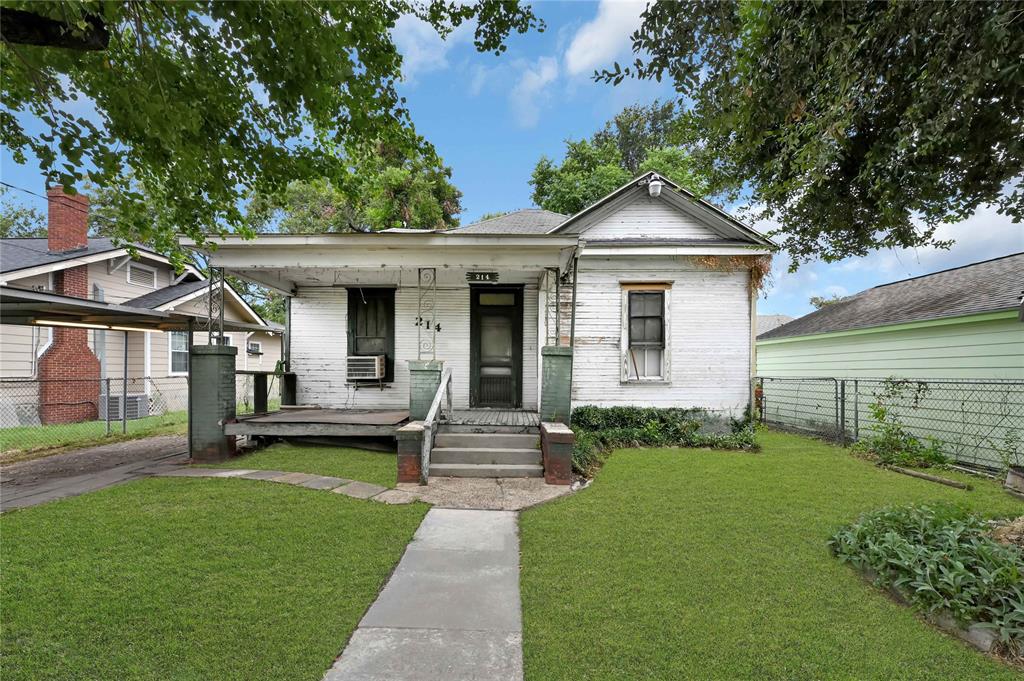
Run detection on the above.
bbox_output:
[204,442,398,488]
[0,411,188,464]
[1,476,426,681]
[520,429,1024,680]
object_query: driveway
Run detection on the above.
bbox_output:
[0,435,188,511]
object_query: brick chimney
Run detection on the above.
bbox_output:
[38,185,101,424]
[47,185,89,253]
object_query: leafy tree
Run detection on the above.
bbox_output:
[246,143,462,232]
[0,186,46,237]
[530,137,706,216]
[809,294,847,309]
[1,1,541,263]
[599,1,1024,266]
[592,99,681,174]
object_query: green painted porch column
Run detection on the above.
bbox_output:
[189,344,237,463]
[541,346,573,423]
[408,359,443,420]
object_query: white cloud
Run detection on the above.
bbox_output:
[392,16,473,81]
[756,197,1024,316]
[564,0,646,77]
[509,57,559,127]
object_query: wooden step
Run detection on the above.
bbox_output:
[429,463,544,478]
[431,447,542,465]
[434,433,541,449]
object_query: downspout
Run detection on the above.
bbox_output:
[749,272,758,422]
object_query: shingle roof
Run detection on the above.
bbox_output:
[125,279,209,309]
[452,209,567,234]
[759,253,1024,341]
[757,314,795,334]
[0,237,120,274]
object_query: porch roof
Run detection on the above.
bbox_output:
[183,232,580,295]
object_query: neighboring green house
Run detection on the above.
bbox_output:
[757,253,1023,380]
[755,253,1023,469]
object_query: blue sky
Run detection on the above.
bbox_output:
[2,0,1020,318]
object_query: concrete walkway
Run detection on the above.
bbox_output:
[1,436,188,512]
[325,509,523,681]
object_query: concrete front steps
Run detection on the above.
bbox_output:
[430,429,543,478]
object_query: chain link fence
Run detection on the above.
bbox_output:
[755,376,1024,470]
[0,377,189,459]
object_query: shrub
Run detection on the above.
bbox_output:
[569,406,757,475]
[853,401,949,468]
[829,504,1024,651]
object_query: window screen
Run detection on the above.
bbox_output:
[627,291,665,379]
[348,288,395,381]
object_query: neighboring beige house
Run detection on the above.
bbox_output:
[0,187,281,427]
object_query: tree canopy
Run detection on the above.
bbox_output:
[530,100,707,215]
[0,185,46,237]
[599,1,1024,266]
[246,144,462,233]
[1,0,541,263]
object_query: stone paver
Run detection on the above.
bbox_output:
[301,475,351,490]
[373,489,422,505]
[203,469,256,478]
[238,469,288,481]
[272,472,317,485]
[333,481,388,499]
[325,508,523,681]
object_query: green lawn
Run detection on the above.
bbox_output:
[1,477,426,681]
[205,442,397,488]
[0,411,188,463]
[520,430,1023,680]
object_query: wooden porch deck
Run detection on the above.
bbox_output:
[225,407,539,438]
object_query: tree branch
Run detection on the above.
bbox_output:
[0,8,109,51]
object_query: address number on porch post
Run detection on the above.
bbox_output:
[466,271,499,283]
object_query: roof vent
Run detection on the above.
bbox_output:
[648,179,663,198]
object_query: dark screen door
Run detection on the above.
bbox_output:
[470,287,523,408]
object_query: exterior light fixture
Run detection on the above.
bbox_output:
[648,179,664,198]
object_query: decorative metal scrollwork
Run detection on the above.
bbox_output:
[195,265,225,344]
[417,267,437,359]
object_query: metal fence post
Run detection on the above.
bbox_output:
[853,379,859,442]
[122,330,128,434]
[105,377,111,435]
[839,380,847,446]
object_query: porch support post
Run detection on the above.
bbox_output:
[540,346,573,423]
[188,344,238,463]
[396,422,425,484]
[407,359,443,420]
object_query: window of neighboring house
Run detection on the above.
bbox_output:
[127,262,157,288]
[168,331,189,375]
[247,340,262,355]
[348,288,395,382]
[622,286,671,382]
[219,334,233,346]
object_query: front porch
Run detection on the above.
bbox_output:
[225,407,541,438]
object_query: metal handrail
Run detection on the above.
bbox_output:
[421,367,453,480]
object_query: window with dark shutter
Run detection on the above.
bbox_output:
[347,288,395,382]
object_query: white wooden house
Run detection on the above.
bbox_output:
[187,172,772,479]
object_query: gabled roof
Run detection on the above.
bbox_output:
[0,237,201,281]
[124,279,209,309]
[453,209,567,234]
[1,237,120,273]
[124,278,277,330]
[759,253,1024,341]
[548,171,774,246]
[757,314,795,334]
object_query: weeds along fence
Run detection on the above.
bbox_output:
[0,376,190,456]
[755,376,1024,470]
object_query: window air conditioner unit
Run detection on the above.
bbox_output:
[347,355,386,381]
[102,394,150,420]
